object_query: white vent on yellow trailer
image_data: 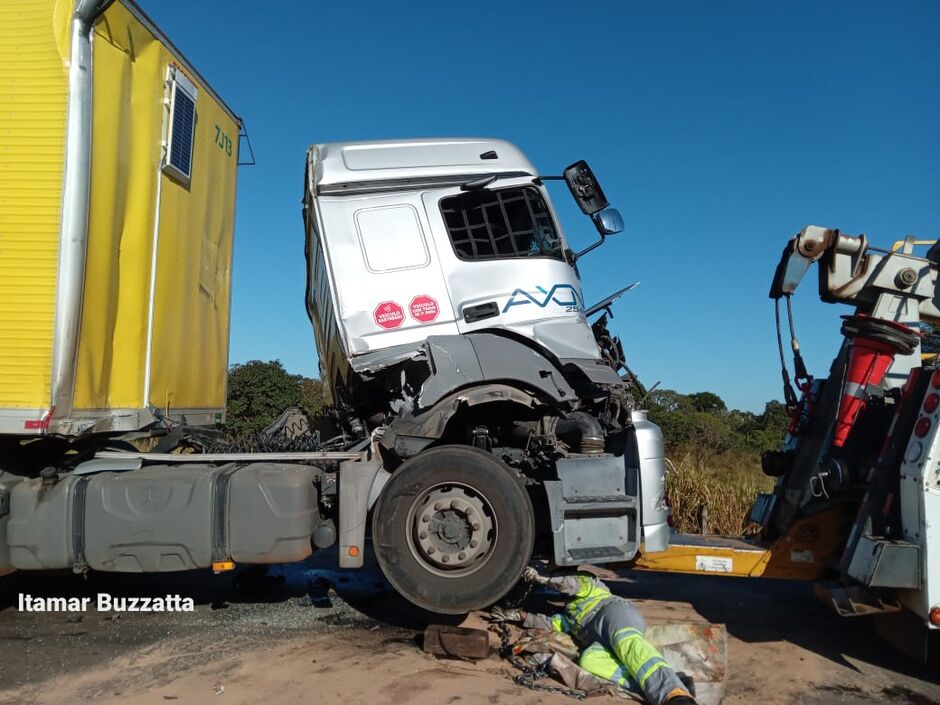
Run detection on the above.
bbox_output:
[0,0,240,437]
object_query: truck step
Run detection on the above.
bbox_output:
[566,546,628,561]
[545,455,639,567]
[814,582,902,618]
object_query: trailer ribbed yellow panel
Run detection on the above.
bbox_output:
[0,0,71,409]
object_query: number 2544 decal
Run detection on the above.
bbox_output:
[502,284,583,313]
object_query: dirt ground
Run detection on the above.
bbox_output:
[0,549,937,705]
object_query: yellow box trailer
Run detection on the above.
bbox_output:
[0,0,239,436]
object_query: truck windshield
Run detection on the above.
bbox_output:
[440,186,563,261]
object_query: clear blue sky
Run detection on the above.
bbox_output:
[147,0,939,412]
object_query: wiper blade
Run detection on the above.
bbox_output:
[584,282,639,317]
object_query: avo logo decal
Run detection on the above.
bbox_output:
[502,284,584,313]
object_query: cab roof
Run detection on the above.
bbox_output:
[306,138,539,196]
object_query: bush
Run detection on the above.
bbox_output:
[665,450,775,535]
[646,389,788,535]
[225,360,304,436]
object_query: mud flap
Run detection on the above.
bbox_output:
[545,455,639,566]
[338,459,383,568]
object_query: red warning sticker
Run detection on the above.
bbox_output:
[374,301,405,329]
[409,295,439,324]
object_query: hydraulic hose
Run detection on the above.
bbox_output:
[556,411,605,454]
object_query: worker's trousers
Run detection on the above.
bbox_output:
[576,598,689,705]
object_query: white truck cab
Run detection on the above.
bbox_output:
[302,138,669,613]
[304,138,610,402]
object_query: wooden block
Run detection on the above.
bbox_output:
[423,624,491,660]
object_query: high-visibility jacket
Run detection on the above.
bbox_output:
[534,573,616,638]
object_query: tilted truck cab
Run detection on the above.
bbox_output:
[304,138,599,396]
[303,139,670,611]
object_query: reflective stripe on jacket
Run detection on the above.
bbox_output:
[564,574,614,635]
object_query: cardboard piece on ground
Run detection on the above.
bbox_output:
[648,622,727,705]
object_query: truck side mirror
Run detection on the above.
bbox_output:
[592,207,624,236]
[574,209,625,260]
[564,160,609,215]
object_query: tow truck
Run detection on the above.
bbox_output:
[638,227,940,660]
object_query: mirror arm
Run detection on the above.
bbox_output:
[574,233,607,261]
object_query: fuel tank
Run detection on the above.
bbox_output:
[5,463,320,572]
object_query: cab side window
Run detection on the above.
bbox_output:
[440,186,562,261]
[355,205,430,273]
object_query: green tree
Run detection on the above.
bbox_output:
[301,377,326,416]
[647,389,692,415]
[225,360,303,436]
[688,411,735,467]
[687,391,727,414]
[726,408,759,449]
[646,389,695,448]
[749,400,791,451]
[645,388,788,459]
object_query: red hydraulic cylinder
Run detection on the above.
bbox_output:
[833,315,920,448]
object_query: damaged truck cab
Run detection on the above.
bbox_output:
[303,139,669,611]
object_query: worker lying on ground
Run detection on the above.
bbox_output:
[494,567,696,705]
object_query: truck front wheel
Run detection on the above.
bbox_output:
[372,445,534,614]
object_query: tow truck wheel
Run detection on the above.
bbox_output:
[372,445,534,614]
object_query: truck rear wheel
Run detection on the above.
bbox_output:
[372,445,534,614]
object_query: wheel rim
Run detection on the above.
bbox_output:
[405,482,497,578]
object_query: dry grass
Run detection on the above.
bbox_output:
[665,449,775,536]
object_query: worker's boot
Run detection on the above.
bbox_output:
[677,671,696,697]
[665,676,697,705]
